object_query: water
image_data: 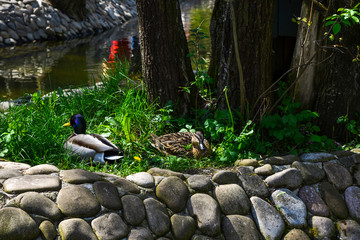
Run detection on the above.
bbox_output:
[0,0,213,101]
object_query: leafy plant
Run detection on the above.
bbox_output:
[337,113,360,148]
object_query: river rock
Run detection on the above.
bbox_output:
[126,172,154,188]
[15,191,61,220]
[58,218,97,240]
[214,184,250,215]
[298,186,330,217]
[323,161,352,190]
[156,176,189,212]
[187,193,221,237]
[39,220,57,240]
[93,181,121,210]
[254,164,274,176]
[336,220,360,240]
[0,161,31,171]
[147,167,184,179]
[250,196,285,240]
[170,214,196,240]
[344,186,360,222]
[112,177,140,194]
[264,168,302,189]
[186,174,213,192]
[0,207,40,240]
[300,152,335,162]
[60,169,102,184]
[0,168,23,179]
[271,189,307,228]
[212,170,239,184]
[24,164,59,175]
[91,213,129,240]
[309,216,335,240]
[292,161,325,184]
[262,154,300,165]
[121,195,145,226]
[3,175,61,193]
[320,181,348,219]
[222,215,261,240]
[128,227,154,240]
[283,229,310,240]
[234,158,259,167]
[57,185,100,218]
[237,166,269,198]
[144,198,170,237]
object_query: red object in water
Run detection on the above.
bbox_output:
[108,38,132,63]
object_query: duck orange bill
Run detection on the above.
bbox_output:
[63,122,71,127]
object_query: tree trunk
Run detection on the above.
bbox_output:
[208,0,275,119]
[136,0,196,116]
[292,0,360,141]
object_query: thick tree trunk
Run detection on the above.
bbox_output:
[136,0,196,116]
[292,0,360,141]
[208,0,275,119]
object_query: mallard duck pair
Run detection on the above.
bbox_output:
[63,114,123,164]
[150,131,211,159]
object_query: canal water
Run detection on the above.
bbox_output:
[0,0,213,101]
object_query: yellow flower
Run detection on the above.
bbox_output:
[134,156,141,162]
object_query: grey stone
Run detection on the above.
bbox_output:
[336,220,360,240]
[250,196,285,240]
[264,168,302,189]
[191,235,214,240]
[0,192,10,208]
[298,186,329,217]
[283,229,310,240]
[0,168,23,179]
[222,215,261,240]
[91,213,129,240]
[187,174,212,192]
[292,161,325,184]
[121,195,145,226]
[112,177,140,194]
[93,181,121,210]
[57,185,100,218]
[171,214,196,240]
[0,207,40,240]
[126,172,154,188]
[144,198,170,237]
[156,176,189,212]
[345,186,360,222]
[338,154,360,170]
[58,218,97,240]
[3,175,61,193]
[254,164,274,176]
[128,227,154,240]
[60,169,102,184]
[234,158,259,167]
[39,220,57,240]
[212,170,239,184]
[262,154,300,165]
[24,164,59,175]
[35,16,47,28]
[309,216,335,240]
[237,167,269,198]
[300,152,335,162]
[215,184,250,215]
[323,161,352,190]
[15,192,61,220]
[320,181,348,219]
[0,161,30,171]
[271,189,307,228]
[355,165,360,186]
[0,20,6,30]
[187,193,221,237]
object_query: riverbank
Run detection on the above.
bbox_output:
[1,150,360,239]
[0,0,137,47]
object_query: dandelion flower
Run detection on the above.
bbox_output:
[134,156,141,162]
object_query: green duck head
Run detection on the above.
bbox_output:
[63,114,87,134]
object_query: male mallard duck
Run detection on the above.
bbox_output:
[63,114,123,164]
[150,131,211,159]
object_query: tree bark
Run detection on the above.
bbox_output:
[291,0,360,141]
[136,0,196,116]
[208,0,275,119]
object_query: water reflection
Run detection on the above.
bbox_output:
[0,0,213,101]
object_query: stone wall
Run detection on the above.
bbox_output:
[0,0,137,47]
[1,150,360,239]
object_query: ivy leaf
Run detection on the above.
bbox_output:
[310,135,322,142]
[333,23,341,35]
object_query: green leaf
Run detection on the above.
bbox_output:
[333,23,341,35]
[310,134,322,142]
[352,16,360,23]
[325,20,335,26]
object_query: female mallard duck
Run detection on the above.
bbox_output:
[150,131,211,159]
[63,114,123,164]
